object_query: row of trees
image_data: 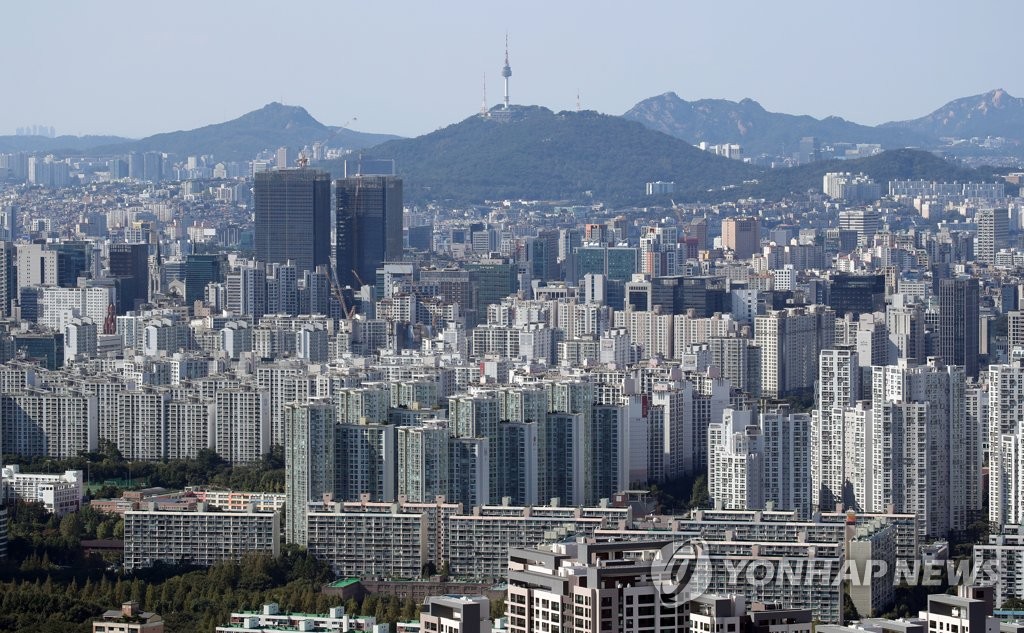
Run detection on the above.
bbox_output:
[3,443,285,494]
[0,551,333,632]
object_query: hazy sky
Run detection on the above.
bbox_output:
[4,1,1020,139]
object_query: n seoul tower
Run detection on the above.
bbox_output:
[502,33,512,109]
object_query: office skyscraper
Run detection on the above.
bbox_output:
[254,168,331,274]
[334,176,403,290]
[0,241,14,318]
[109,243,149,313]
[184,253,226,309]
[938,276,980,378]
[721,216,761,260]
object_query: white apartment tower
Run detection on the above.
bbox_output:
[989,359,1024,527]
[710,406,812,518]
[284,401,335,545]
[756,306,834,399]
[976,207,1008,266]
[214,388,271,464]
[813,348,860,510]
[708,408,763,511]
[396,423,450,503]
[761,405,813,518]
[872,359,971,538]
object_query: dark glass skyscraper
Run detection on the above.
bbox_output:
[0,241,14,318]
[185,253,226,309]
[939,276,979,378]
[334,176,403,289]
[254,168,331,274]
[109,242,149,313]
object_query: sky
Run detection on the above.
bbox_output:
[3,1,1021,139]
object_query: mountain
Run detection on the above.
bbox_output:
[96,103,400,161]
[0,134,131,154]
[319,105,759,204]
[623,93,927,155]
[882,89,1024,140]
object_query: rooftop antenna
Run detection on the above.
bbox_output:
[502,32,512,109]
[576,90,581,112]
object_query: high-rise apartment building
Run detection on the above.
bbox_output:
[396,423,450,503]
[975,207,1008,266]
[213,389,270,464]
[813,348,860,510]
[760,405,813,518]
[710,406,812,518]
[871,359,972,538]
[988,360,1024,527]
[708,408,762,511]
[253,168,331,274]
[755,306,835,399]
[334,175,403,290]
[283,401,335,545]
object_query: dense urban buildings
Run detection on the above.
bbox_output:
[4,99,1024,632]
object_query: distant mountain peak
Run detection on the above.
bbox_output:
[887,88,1024,139]
[87,102,399,161]
[238,102,323,128]
[624,92,922,153]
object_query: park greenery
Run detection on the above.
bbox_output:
[3,442,285,495]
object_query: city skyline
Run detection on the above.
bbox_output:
[2,1,1021,139]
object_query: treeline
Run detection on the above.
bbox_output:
[0,550,442,632]
[3,443,285,495]
[5,501,123,572]
[0,551,335,632]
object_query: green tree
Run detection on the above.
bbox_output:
[490,597,506,621]
[1003,598,1024,610]
[60,513,83,540]
[688,474,710,509]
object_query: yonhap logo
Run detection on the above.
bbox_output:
[652,538,712,607]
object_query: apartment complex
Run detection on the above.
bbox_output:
[123,503,280,570]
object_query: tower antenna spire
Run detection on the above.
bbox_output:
[481,72,488,116]
[501,32,512,109]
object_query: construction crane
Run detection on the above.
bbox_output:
[351,269,367,289]
[328,267,356,320]
[670,198,688,227]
